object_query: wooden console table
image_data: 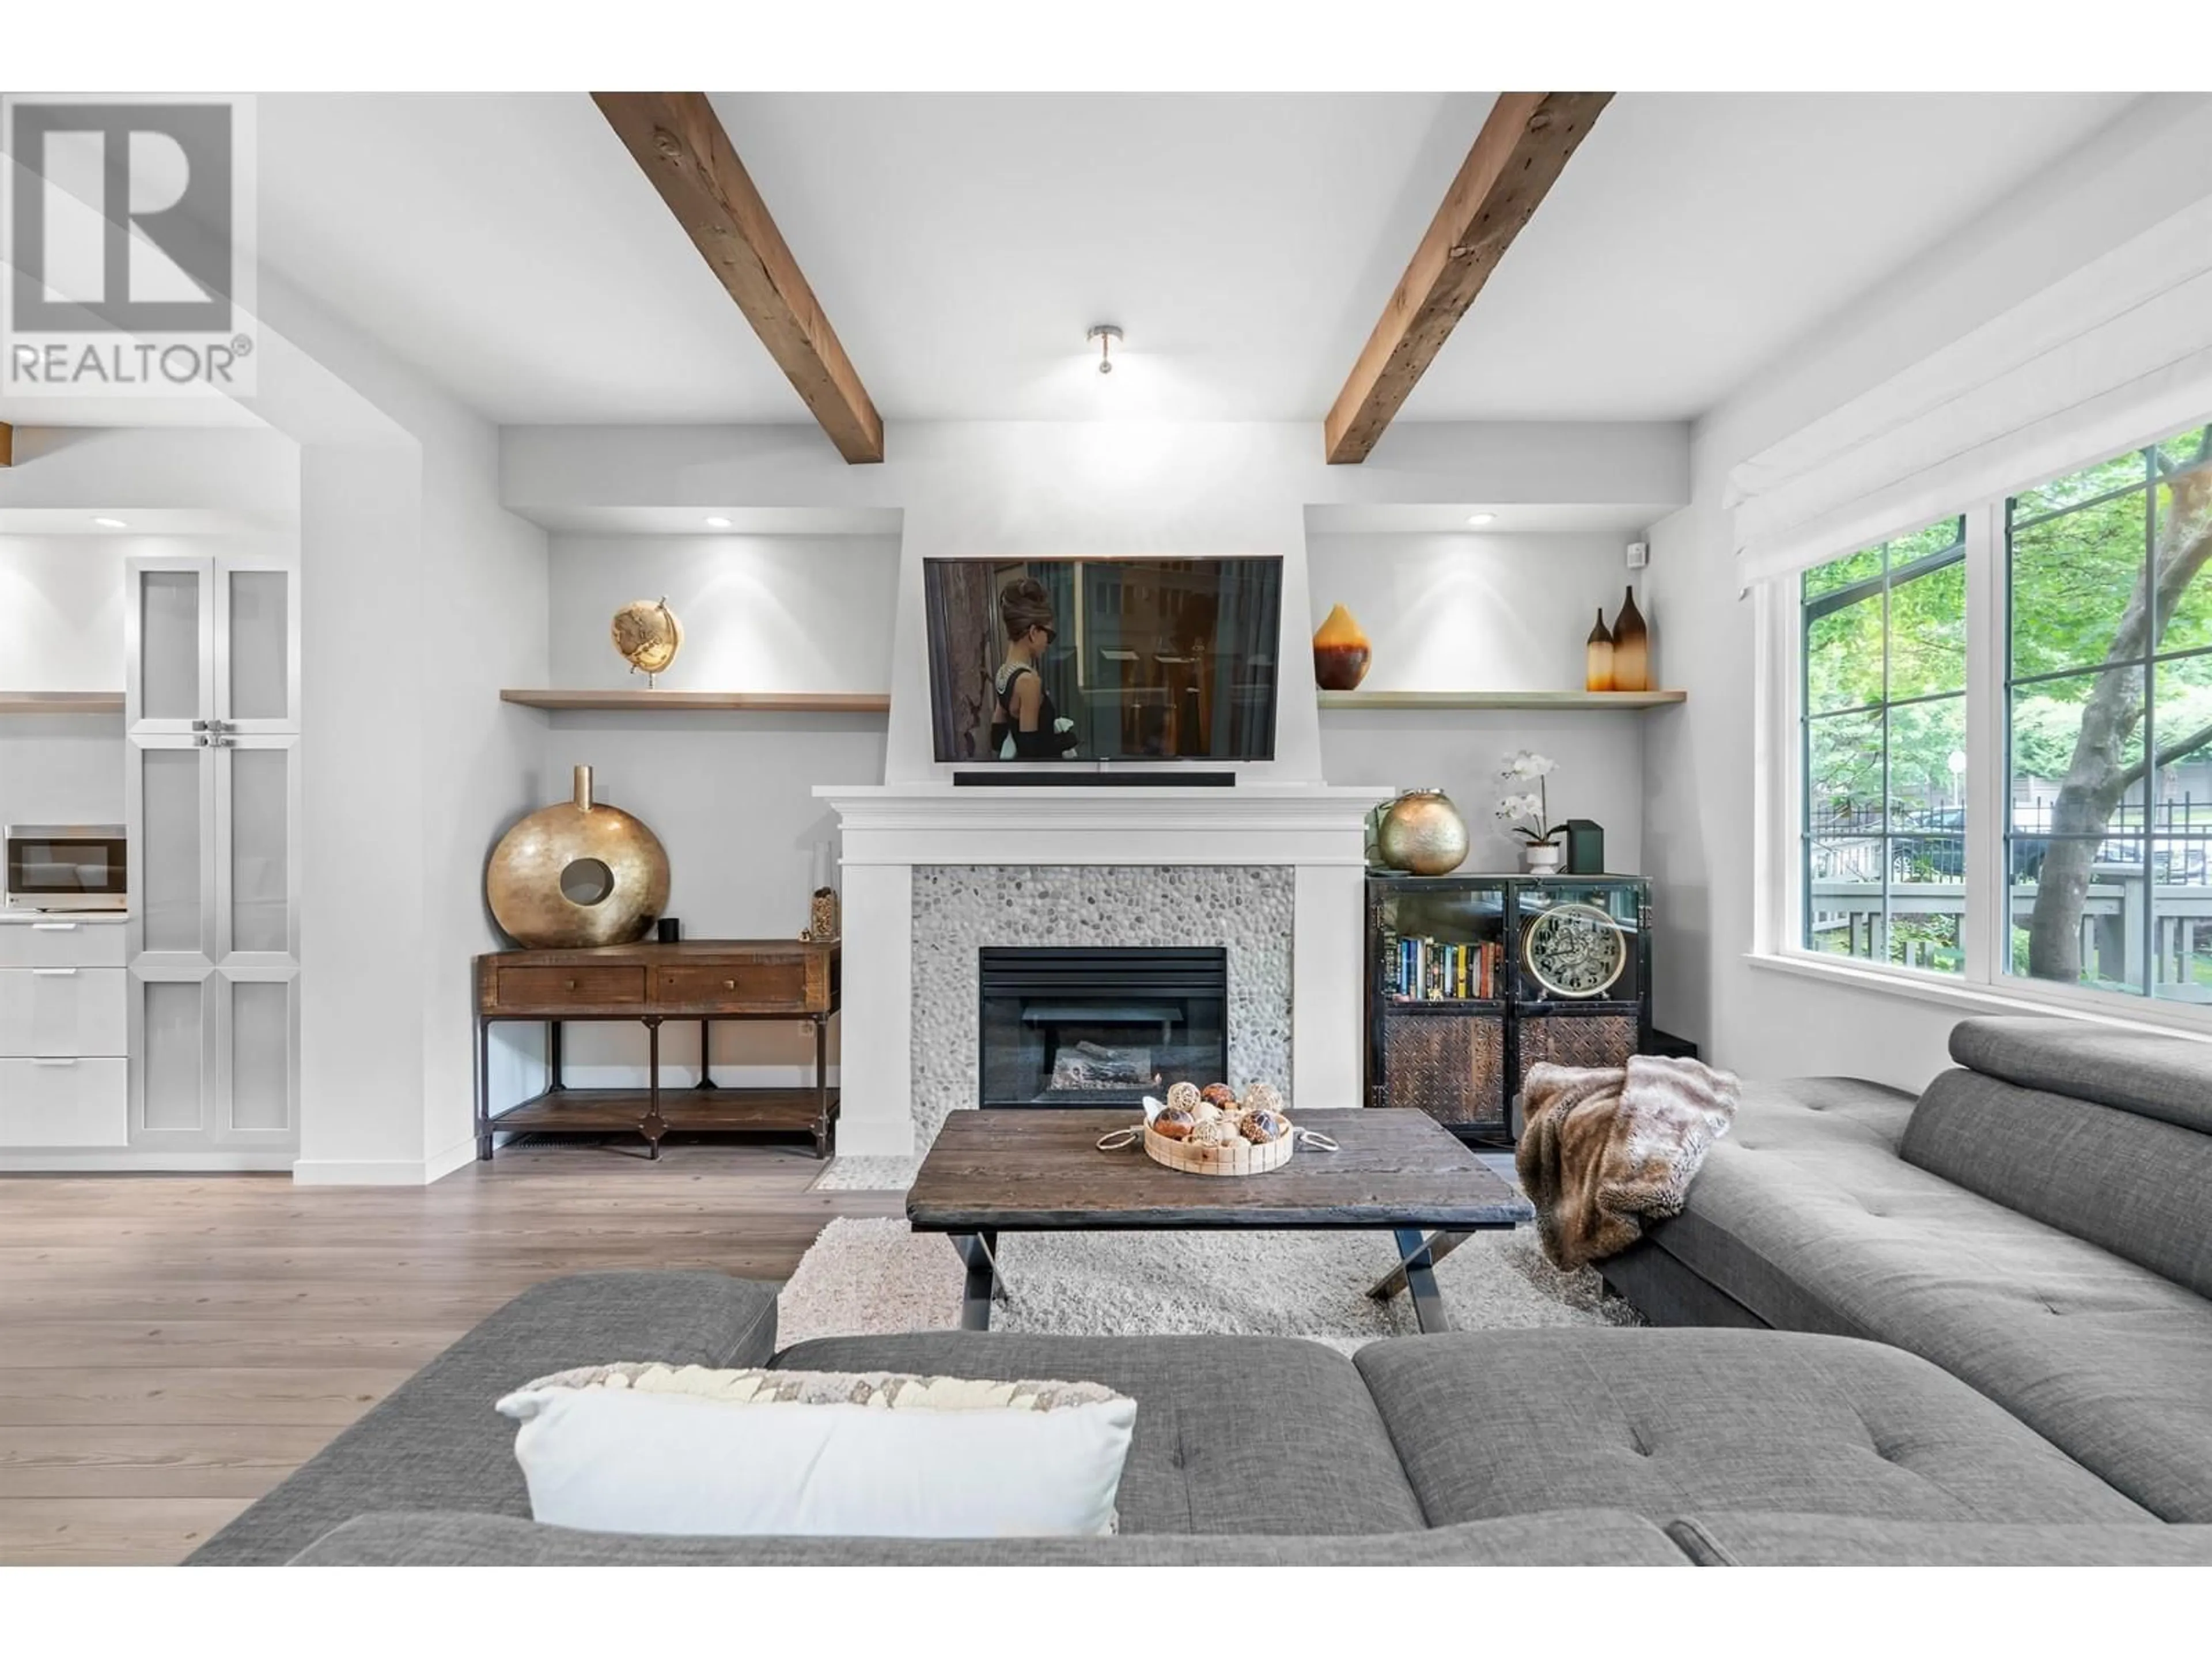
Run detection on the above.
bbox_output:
[473,940,839,1161]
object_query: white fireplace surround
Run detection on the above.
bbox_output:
[816,783,1389,1157]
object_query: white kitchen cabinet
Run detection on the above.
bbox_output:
[0,1058,129,1147]
[0,919,127,969]
[0,967,128,1056]
[0,918,131,1152]
[124,556,300,1155]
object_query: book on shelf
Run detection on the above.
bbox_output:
[1382,934,1502,1002]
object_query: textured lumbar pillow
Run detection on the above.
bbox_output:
[495,1363,1137,1538]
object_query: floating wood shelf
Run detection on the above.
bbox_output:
[0,691,126,715]
[1318,689,1687,711]
[500,689,891,713]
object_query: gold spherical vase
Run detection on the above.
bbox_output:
[1376,787,1470,876]
[486,766,671,948]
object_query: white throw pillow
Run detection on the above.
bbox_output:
[495,1363,1137,1539]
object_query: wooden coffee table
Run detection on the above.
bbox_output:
[906,1108,1533,1335]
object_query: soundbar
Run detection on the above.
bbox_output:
[952,770,1237,788]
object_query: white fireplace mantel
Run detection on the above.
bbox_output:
[816,782,1390,1156]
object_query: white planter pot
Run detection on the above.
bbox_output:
[1521,843,1563,876]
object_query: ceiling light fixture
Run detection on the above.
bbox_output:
[1465,512,1496,527]
[92,516,129,529]
[703,515,732,529]
[1086,324,1123,376]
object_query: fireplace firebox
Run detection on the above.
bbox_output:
[978,946,1228,1107]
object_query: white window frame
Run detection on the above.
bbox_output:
[1753,484,2212,1040]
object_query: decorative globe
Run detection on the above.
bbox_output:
[611,597,683,682]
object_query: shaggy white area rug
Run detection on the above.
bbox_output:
[777,1217,1638,1354]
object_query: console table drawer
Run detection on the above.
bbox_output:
[655,961,810,1009]
[492,965,647,1009]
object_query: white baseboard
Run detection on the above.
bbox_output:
[424,1138,478,1185]
[0,1151,296,1173]
[289,1138,486,1187]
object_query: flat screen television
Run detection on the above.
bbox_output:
[923,556,1282,763]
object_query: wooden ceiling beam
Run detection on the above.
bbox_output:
[593,92,884,464]
[1324,92,1612,465]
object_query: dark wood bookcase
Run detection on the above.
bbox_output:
[1363,873,1652,1145]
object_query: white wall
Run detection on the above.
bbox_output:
[1641,93,2212,1090]
[253,273,552,1183]
[0,536,127,690]
[547,533,899,691]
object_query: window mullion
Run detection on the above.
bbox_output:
[1964,501,2002,987]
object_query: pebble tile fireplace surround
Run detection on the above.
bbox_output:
[816,784,1386,1157]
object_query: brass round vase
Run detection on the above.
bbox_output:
[1376,787,1470,876]
[486,766,671,948]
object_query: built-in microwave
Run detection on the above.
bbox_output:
[3,824,129,912]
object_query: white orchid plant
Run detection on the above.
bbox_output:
[1494,750,1562,846]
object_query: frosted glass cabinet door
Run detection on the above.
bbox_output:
[225,744,294,956]
[137,746,212,960]
[139,979,207,1132]
[128,560,213,733]
[219,567,297,729]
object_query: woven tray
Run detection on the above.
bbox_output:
[1142,1123,1294,1177]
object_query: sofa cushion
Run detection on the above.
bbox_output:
[1949,1016,2212,1134]
[775,1332,1423,1536]
[1354,1327,2147,1527]
[288,1507,1692,1566]
[1639,1077,1914,1340]
[1900,1067,2212,1297]
[1652,1089,2212,1522]
[1668,1513,2212,1567]
[184,1271,781,1566]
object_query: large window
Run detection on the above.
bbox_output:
[1801,520,1968,974]
[1787,417,2212,1014]
[2005,424,2212,1001]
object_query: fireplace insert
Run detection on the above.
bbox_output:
[978,946,1228,1107]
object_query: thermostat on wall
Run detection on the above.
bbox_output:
[1626,541,1650,570]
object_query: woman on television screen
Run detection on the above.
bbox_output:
[990,577,1080,760]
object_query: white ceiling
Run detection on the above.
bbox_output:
[245,90,2137,430]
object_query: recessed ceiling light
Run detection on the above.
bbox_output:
[91,515,129,529]
[703,516,732,529]
[1465,512,1497,527]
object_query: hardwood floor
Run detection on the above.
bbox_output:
[0,1142,904,1565]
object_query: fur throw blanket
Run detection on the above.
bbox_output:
[1514,1055,1741,1271]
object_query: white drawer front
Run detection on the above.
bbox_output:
[0,922,128,969]
[0,1056,129,1147]
[0,968,128,1057]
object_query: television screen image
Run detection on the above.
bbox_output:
[923,557,1282,763]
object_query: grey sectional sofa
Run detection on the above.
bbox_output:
[189,1016,2212,1566]
[1602,1016,2212,1527]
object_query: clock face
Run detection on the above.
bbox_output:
[1523,902,1628,998]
